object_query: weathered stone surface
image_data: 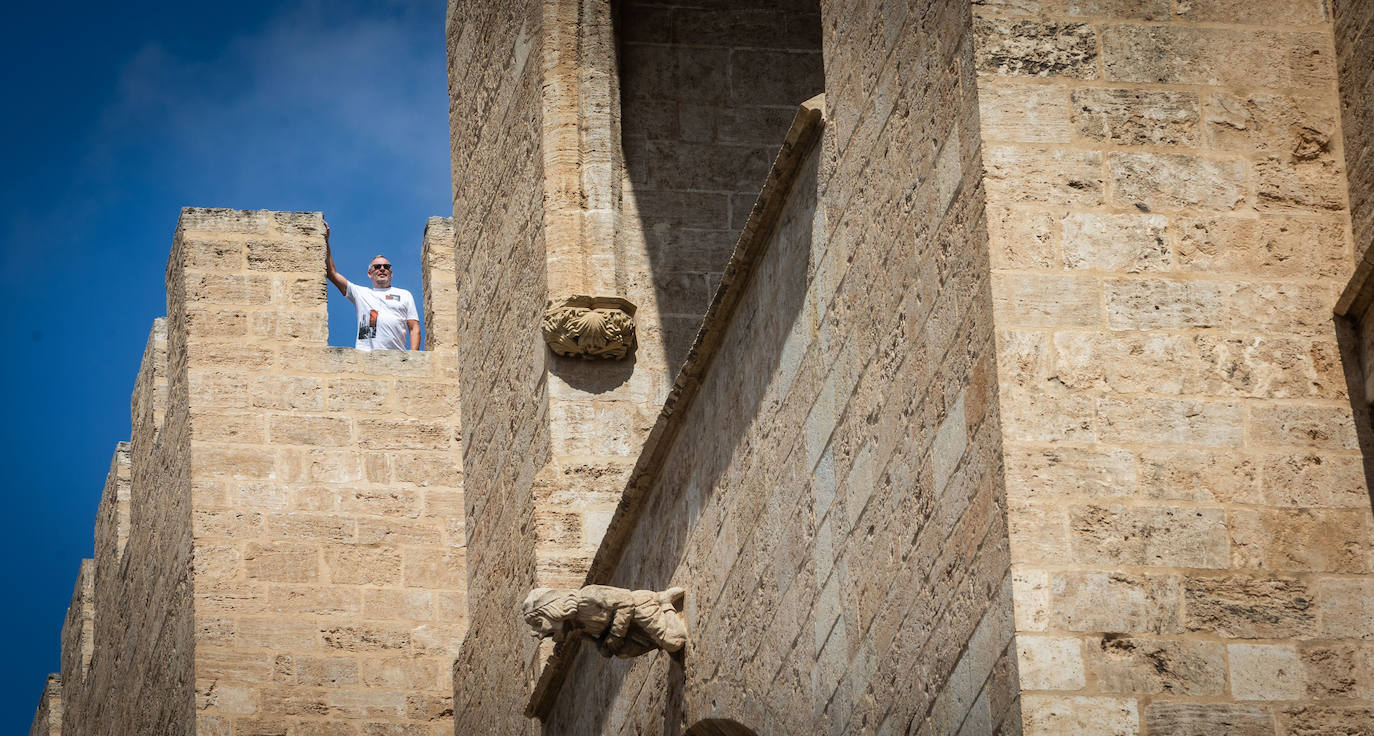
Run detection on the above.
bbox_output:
[975,18,1099,78]
[1143,702,1274,736]
[1049,572,1180,634]
[1022,695,1138,735]
[985,145,1105,205]
[1182,576,1315,639]
[1088,636,1226,696]
[1072,88,1200,146]
[1068,505,1228,568]
[1110,153,1247,212]
[1061,213,1170,272]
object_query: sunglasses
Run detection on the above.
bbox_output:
[370,264,393,271]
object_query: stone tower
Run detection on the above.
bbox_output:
[34,0,1374,734]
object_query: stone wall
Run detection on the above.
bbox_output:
[539,0,1021,729]
[29,675,60,736]
[973,1,1374,733]
[446,0,550,732]
[618,0,824,369]
[1335,0,1374,268]
[43,208,465,735]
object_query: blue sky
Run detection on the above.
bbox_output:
[1,0,451,728]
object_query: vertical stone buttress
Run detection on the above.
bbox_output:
[974,2,1374,733]
[449,0,828,731]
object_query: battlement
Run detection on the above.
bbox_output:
[39,208,464,735]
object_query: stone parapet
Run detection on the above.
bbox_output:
[39,207,464,735]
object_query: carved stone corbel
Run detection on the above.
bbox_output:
[521,585,686,658]
[542,295,637,360]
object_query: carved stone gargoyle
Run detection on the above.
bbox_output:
[521,584,687,658]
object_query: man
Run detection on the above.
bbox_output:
[325,233,420,351]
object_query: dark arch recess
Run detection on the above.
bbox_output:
[685,719,758,736]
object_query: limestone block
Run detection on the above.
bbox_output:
[1204,91,1338,158]
[1173,0,1328,25]
[1102,26,1333,89]
[1228,283,1335,338]
[1229,643,1304,700]
[1049,571,1181,634]
[1021,695,1138,736]
[1109,153,1247,212]
[1138,449,1259,504]
[1097,397,1243,447]
[1256,155,1347,212]
[1277,706,1374,735]
[1056,332,1201,394]
[992,273,1102,327]
[186,273,273,305]
[249,376,324,411]
[1067,505,1228,568]
[1316,577,1374,639]
[1014,569,1052,631]
[974,18,1098,79]
[1072,89,1199,147]
[997,330,1054,388]
[322,546,402,585]
[1061,213,1170,272]
[1247,404,1359,451]
[179,236,248,272]
[244,543,320,583]
[1016,634,1085,691]
[979,82,1072,143]
[1230,509,1374,573]
[1142,702,1273,736]
[1088,636,1226,696]
[247,238,326,273]
[984,146,1104,206]
[1045,0,1171,19]
[184,308,249,339]
[1010,502,1071,563]
[1189,336,1346,400]
[1261,454,1370,508]
[1104,279,1229,330]
[999,386,1097,442]
[986,206,1058,270]
[1174,215,1348,280]
[268,415,352,446]
[1004,446,1135,501]
[1301,642,1374,699]
[355,419,452,450]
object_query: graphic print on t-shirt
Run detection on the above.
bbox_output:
[359,309,379,340]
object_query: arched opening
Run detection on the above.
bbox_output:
[685,718,758,736]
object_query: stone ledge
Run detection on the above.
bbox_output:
[525,93,826,720]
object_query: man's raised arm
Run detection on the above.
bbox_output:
[324,227,348,296]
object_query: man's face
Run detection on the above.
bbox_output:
[368,259,392,288]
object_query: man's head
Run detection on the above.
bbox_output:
[367,255,393,288]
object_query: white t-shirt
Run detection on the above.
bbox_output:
[345,281,418,351]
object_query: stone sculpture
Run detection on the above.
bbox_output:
[542,296,637,360]
[521,584,687,658]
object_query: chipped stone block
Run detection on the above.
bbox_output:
[1072,88,1199,146]
[1088,636,1226,696]
[975,18,1099,79]
[1109,152,1247,212]
[1183,576,1316,639]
